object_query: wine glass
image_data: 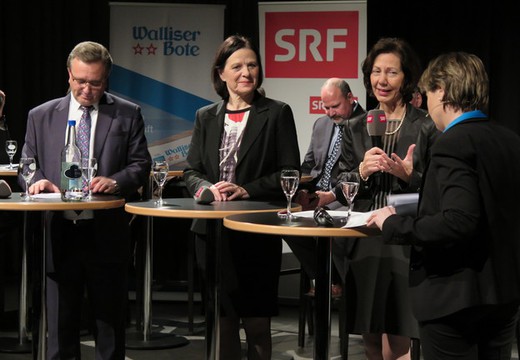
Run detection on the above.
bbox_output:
[278,169,300,219]
[18,157,36,201]
[340,172,360,223]
[152,160,169,206]
[5,140,17,169]
[81,158,97,200]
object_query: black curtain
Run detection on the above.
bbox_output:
[1,0,518,149]
[0,0,518,150]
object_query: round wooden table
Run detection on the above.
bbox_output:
[0,167,18,176]
[0,194,125,359]
[224,211,379,360]
[125,198,300,360]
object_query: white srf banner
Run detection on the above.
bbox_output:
[109,2,225,169]
[259,1,367,159]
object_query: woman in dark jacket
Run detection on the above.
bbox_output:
[184,35,300,359]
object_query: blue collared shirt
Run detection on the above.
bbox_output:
[444,110,487,132]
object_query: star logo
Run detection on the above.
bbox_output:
[146,43,157,55]
[133,43,144,55]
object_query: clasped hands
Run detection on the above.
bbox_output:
[29,176,119,195]
[207,181,249,201]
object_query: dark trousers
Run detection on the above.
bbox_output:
[46,220,128,360]
[419,302,519,360]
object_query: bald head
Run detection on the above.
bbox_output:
[320,78,354,122]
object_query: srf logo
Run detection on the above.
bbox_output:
[264,11,359,78]
[309,96,359,115]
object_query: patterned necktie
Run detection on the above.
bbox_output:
[77,105,92,159]
[317,124,343,191]
[77,106,93,187]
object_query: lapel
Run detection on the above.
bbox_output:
[93,93,115,160]
[207,101,226,179]
[320,119,335,165]
[52,95,72,153]
[235,98,269,167]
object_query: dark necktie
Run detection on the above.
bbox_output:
[316,124,343,191]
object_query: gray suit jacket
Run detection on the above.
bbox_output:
[21,92,151,265]
[301,103,366,209]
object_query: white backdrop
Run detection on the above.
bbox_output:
[109,2,225,169]
[258,1,367,160]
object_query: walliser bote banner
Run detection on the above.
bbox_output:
[109,2,225,169]
[259,1,367,160]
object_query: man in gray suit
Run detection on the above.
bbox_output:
[21,41,151,359]
[285,78,366,290]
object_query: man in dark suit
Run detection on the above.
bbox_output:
[21,41,151,359]
[285,78,366,291]
[368,52,520,359]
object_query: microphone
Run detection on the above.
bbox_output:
[366,109,387,148]
[194,185,214,204]
[0,180,12,199]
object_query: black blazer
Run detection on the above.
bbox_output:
[184,95,300,201]
[335,103,439,210]
[383,117,520,321]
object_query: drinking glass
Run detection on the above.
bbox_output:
[152,161,169,206]
[81,158,97,200]
[278,169,300,219]
[5,140,17,169]
[340,172,360,223]
[18,157,36,201]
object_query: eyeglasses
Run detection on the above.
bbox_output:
[70,72,105,89]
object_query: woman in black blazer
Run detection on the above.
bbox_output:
[184,35,300,359]
[369,52,520,359]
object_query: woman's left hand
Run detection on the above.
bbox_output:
[380,144,415,183]
[366,206,396,229]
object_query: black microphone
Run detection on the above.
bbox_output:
[366,109,387,148]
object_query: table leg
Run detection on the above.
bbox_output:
[314,236,332,360]
[205,219,221,360]
[0,211,32,353]
[36,211,50,360]
[126,216,189,349]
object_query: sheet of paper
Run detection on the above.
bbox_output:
[31,193,62,199]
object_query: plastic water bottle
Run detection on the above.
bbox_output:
[60,120,83,201]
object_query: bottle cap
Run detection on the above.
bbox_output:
[68,120,76,126]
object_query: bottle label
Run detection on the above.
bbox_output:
[61,161,83,201]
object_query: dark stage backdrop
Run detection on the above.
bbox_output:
[0,0,519,155]
[0,0,519,312]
